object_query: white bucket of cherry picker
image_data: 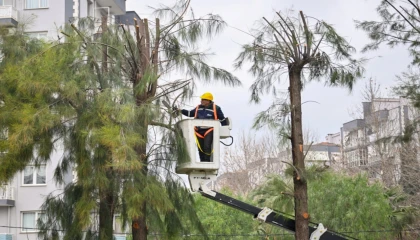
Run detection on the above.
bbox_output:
[175,118,232,192]
[175,119,221,174]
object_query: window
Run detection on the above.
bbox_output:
[114,215,129,234]
[0,0,4,6]
[23,165,46,185]
[0,128,7,140]
[22,211,45,232]
[26,31,48,40]
[25,0,48,9]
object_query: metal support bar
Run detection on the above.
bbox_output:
[310,223,328,240]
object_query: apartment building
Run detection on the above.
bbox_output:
[341,98,418,185]
[0,1,132,239]
[0,0,125,39]
[213,141,341,194]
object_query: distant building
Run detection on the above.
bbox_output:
[304,142,341,168]
[340,98,418,185]
[213,139,341,194]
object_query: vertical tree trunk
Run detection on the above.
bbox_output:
[98,16,114,240]
[99,169,115,240]
[131,17,159,240]
[102,15,108,73]
[132,202,148,240]
[288,66,309,240]
[132,141,148,240]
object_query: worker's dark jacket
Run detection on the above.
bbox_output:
[181,103,227,126]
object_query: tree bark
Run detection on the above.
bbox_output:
[131,17,160,240]
[288,65,309,240]
[132,202,147,240]
[99,169,115,240]
[98,16,114,240]
[132,140,148,240]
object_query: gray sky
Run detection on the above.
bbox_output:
[126,0,410,142]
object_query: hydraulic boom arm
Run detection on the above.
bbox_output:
[199,190,349,240]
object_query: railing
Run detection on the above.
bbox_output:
[0,185,14,200]
[0,5,17,20]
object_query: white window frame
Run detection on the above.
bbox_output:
[26,31,48,40]
[113,214,130,234]
[22,164,47,186]
[21,211,45,232]
[0,128,7,140]
[25,0,48,9]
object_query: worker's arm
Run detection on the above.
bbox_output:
[216,106,227,126]
[181,108,195,117]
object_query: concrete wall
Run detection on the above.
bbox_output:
[0,143,68,240]
[15,0,67,39]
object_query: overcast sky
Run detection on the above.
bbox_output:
[126,0,410,143]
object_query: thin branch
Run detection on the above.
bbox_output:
[276,12,296,46]
[299,11,311,56]
[281,161,302,181]
[311,33,325,57]
[160,0,191,33]
[303,141,314,161]
[384,0,420,34]
[262,17,295,59]
[407,0,420,16]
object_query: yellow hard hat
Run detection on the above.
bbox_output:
[200,92,213,101]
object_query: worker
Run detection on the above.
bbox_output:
[176,92,227,162]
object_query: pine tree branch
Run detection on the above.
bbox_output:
[119,24,138,75]
[148,18,160,98]
[384,0,420,34]
[303,141,314,161]
[153,80,190,100]
[262,17,295,59]
[149,121,174,131]
[311,33,325,57]
[275,12,296,47]
[282,161,302,181]
[299,11,311,56]
[160,0,191,33]
[407,0,420,16]
[400,5,420,23]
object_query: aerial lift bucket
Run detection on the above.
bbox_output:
[175,118,232,192]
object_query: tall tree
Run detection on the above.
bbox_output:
[0,1,240,239]
[235,10,364,239]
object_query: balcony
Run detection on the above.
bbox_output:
[0,185,14,207]
[96,0,126,15]
[0,6,18,27]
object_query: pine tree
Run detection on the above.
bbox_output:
[235,10,364,239]
[0,1,240,239]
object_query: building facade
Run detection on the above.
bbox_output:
[341,98,418,186]
[213,142,341,195]
[0,1,130,239]
[0,0,125,39]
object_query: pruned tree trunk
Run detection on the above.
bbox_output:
[99,16,114,240]
[131,17,160,240]
[99,169,115,240]
[288,65,309,240]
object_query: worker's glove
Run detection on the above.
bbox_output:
[171,106,180,117]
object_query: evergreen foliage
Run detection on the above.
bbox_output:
[0,1,240,239]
